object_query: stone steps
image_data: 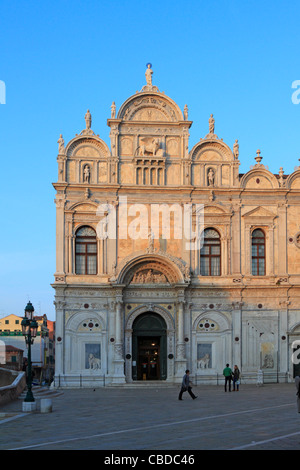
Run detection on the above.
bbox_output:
[107,381,178,388]
[19,385,64,399]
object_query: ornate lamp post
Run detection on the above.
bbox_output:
[21,301,38,411]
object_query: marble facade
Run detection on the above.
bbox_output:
[53,66,300,387]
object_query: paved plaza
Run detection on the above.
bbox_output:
[0,382,299,451]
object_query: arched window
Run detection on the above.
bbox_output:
[200,228,221,276]
[75,226,97,275]
[251,229,265,276]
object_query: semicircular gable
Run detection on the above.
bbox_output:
[286,169,300,189]
[241,169,279,189]
[190,140,234,162]
[192,311,230,331]
[66,136,110,158]
[115,252,186,285]
[117,92,183,122]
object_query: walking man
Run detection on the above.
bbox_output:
[178,370,197,400]
[223,363,232,392]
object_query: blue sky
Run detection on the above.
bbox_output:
[1,0,300,320]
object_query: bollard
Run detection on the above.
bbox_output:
[256,369,263,387]
[40,398,52,413]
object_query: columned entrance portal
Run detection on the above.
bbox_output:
[132,312,167,381]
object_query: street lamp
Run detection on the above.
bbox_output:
[21,301,38,410]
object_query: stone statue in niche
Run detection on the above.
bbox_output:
[233,139,239,159]
[57,134,65,154]
[111,101,116,119]
[85,109,92,130]
[207,168,215,187]
[145,63,153,86]
[83,164,90,183]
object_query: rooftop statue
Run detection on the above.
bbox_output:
[111,101,116,119]
[184,104,188,120]
[233,139,239,159]
[145,63,153,86]
[85,109,92,130]
[209,114,215,134]
[57,134,65,154]
[141,63,159,92]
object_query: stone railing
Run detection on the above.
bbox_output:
[0,368,26,406]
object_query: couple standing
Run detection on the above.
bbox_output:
[223,364,240,392]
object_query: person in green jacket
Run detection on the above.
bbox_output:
[223,364,232,392]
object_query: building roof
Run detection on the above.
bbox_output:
[5,345,24,353]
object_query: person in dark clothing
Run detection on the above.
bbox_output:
[232,365,240,391]
[223,363,232,392]
[178,370,197,400]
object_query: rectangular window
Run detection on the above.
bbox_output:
[251,229,266,276]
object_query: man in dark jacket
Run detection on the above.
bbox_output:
[223,364,232,392]
[178,370,198,400]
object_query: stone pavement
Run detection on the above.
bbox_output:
[0,382,299,451]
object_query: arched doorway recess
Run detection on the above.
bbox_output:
[132,312,167,380]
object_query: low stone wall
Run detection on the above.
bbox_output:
[0,368,26,406]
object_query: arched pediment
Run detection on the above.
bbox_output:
[66,311,106,332]
[117,92,184,122]
[286,169,300,189]
[113,251,187,285]
[240,168,279,189]
[190,139,235,162]
[66,135,110,158]
[193,311,231,331]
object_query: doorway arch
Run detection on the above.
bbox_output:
[132,312,167,381]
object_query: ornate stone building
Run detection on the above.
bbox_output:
[53,66,300,387]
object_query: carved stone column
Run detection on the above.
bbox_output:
[175,300,187,379]
[245,224,251,275]
[125,328,133,382]
[54,197,66,279]
[232,301,243,367]
[278,203,288,275]
[53,299,65,379]
[112,300,125,383]
[267,224,275,276]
